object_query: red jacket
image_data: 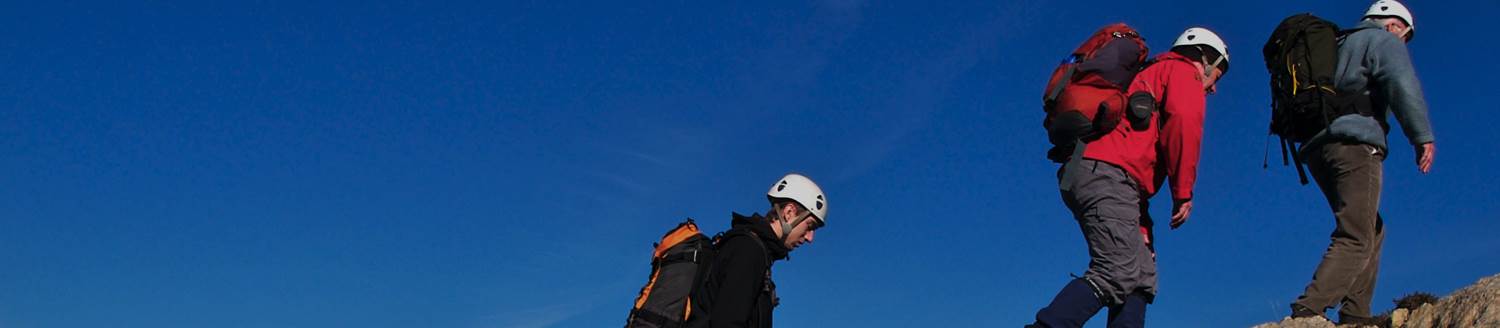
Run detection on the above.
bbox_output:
[1082,52,1206,201]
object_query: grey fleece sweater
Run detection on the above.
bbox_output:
[1306,20,1435,153]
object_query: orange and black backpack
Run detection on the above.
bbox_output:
[626,219,714,328]
[1042,23,1149,163]
[625,219,774,328]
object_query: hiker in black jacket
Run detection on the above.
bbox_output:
[689,173,827,328]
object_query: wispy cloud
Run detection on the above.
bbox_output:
[715,0,866,121]
[476,300,597,328]
[820,0,866,14]
[613,147,677,170]
[587,170,651,195]
[555,128,716,219]
[833,10,1012,182]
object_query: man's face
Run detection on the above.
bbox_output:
[782,216,821,250]
[776,203,822,250]
[1382,18,1412,43]
[1201,65,1224,95]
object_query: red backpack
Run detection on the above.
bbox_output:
[1042,23,1149,162]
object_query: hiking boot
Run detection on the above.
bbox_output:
[1290,304,1322,319]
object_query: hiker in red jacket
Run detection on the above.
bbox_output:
[1029,27,1229,328]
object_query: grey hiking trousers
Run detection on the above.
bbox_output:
[1060,159,1157,306]
[1295,142,1387,318]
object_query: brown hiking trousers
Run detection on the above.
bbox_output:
[1294,142,1388,318]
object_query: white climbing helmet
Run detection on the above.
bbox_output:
[1171,27,1229,67]
[1365,0,1415,41]
[766,173,827,225]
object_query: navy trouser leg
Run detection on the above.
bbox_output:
[1033,278,1104,328]
[1105,291,1149,328]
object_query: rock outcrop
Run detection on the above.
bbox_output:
[1253,273,1500,328]
[1252,316,1341,328]
[1397,274,1500,328]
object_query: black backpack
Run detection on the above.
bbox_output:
[625,220,773,328]
[1262,13,1373,184]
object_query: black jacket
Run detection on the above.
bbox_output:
[689,212,790,328]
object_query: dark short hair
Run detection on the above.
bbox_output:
[769,200,809,219]
[1170,45,1229,74]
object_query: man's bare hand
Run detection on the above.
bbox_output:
[1170,199,1193,229]
[1415,142,1435,174]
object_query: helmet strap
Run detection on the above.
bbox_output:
[1198,46,1223,81]
[778,211,813,241]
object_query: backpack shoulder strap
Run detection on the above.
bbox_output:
[715,229,770,266]
[714,228,779,307]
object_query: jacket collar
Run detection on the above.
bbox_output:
[731,212,791,261]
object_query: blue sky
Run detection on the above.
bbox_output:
[2,1,1496,327]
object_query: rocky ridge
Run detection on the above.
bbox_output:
[1252,273,1500,328]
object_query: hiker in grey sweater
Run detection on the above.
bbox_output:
[1290,1,1437,325]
